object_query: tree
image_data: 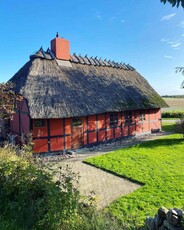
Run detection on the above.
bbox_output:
[176,67,184,88]
[0,82,22,119]
[161,0,184,8]
[174,118,184,138]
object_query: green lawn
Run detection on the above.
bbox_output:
[84,134,184,229]
[162,121,175,132]
[162,118,179,120]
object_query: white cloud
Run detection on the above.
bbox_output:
[161,37,182,49]
[164,55,173,59]
[170,42,182,48]
[161,13,176,21]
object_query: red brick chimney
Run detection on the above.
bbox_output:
[51,33,70,60]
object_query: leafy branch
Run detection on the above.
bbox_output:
[0,82,23,119]
[161,0,184,8]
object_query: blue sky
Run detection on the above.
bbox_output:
[0,0,184,95]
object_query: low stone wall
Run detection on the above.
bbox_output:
[145,207,184,230]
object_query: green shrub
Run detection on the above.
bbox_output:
[162,111,184,118]
[0,145,81,229]
[0,145,121,230]
[174,119,184,138]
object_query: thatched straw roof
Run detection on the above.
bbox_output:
[9,48,168,119]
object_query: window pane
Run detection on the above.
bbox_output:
[110,113,118,127]
[139,112,145,121]
[72,118,82,127]
[35,120,45,127]
[125,112,132,125]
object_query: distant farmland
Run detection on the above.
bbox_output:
[162,97,184,112]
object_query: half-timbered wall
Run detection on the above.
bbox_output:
[32,108,161,153]
[10,99,30,142]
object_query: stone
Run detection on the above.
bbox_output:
[166,210,180,226]
[173,208,183,218]
[150,220,157,230]
[154,214,164,227]
[145,217,158,230]
[67,150,75,155]
[145,217,154,229]
[163,220,183,230]
[158,225,168,230]
[158,207,169,219]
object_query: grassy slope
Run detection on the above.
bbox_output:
[84,134,184,228]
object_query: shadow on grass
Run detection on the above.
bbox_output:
[83,161,144,186]
[162,124,175,132]
[136,137,184,149]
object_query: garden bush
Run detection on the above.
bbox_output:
[0,145,81,229]
[174,119,184,138]
[162,111,184,118]
[0,145,121,230]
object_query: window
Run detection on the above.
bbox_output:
[110,113,118,127]
[34,120,45,127]
[139,112,146,121]
[72,118,82,127]
[124,112,132,125]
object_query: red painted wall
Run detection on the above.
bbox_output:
[10,99,30,144]
[30,108,162,153]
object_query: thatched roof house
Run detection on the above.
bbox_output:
[9,35,167,153]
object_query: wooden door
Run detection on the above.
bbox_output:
[71,118,83,149]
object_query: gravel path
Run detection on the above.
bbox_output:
[53,132,169,209]
[59,155,141,209]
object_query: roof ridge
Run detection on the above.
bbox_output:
[70,53,135,71]
[29,48,135,71]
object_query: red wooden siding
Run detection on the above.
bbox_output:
[34,139,48,153]
[32,120,48,138]
[31,108,162,153]
[11,106,162,153]
[50,119,63,136]
[50,138,64,152]
[10,99,30,143]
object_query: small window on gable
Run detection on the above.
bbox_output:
[110,113,118,127]
[34,120,45,127]
[72,118,82,127]
[139,112,146,121]
[125,111,132,125]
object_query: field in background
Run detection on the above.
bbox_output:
[162,97,184,112]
